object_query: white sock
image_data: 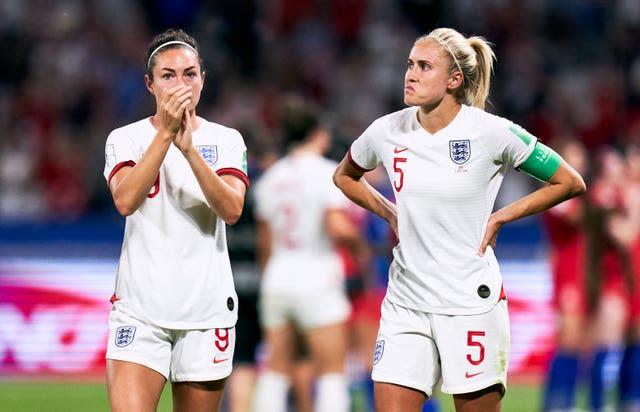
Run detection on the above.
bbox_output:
[252,370,290,412]
[314,373,350,412]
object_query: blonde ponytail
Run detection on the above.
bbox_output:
[418,28,496,110]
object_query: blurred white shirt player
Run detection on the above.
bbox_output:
[252,96,368,412]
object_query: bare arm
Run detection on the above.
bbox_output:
[478,160,587,255]
[109,85,192,216]
[255,217,272,273]
[332,156,397,235]
[325,208,372,279]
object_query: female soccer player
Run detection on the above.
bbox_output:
[103,29,249,412]
[333,27,586,412]
[252,96,369,412]
[540,138,590,411]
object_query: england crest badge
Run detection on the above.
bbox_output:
[197,145,219,166]
[449,139,470,165]
[373,340,385,365]
[115,326,136,347]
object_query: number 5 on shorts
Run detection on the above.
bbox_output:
[466,331,485,366]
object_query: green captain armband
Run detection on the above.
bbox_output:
[516,142,562,182]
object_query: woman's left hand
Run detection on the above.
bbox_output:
[173,110,193,153]
[478,213,503,256]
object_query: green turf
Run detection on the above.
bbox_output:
[0,380,541,411]
[0,381,172,412]
[434,384,542,411]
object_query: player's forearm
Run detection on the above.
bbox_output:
[334,173,396,228]
[493,162,586,225]
[111,133,172,215]
[183,148,245,224]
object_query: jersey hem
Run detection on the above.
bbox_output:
[112,304,238,330]
[384,291,501,316]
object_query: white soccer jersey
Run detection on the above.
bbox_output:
[254,152,350,295]
[103,117,249,329]
[349,105,535,315]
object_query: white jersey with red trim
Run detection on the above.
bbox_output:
[103,117,249,329]
[254,152,350,295]
[348,104,536,315]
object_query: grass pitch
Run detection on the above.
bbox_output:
[0,380,541,411]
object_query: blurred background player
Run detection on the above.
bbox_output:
[606,142,640,411]
[541,138,591,412]
[585,146,631,411]
[252,95,369,412]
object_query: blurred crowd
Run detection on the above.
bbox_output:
[1,0,640,220]
[2,1,640,411]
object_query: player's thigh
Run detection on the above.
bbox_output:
[371,298,440,398]
[172,379,227,412]
[374,381,426,412]
[262,322,297,372]
[434,300,509,396]
[306,321,348,373]
[107,359,166,412]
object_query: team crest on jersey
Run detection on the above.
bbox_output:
[197,145,218,166]
[373,340,385,365]
[449,140,470,165]
[115,326,136,347]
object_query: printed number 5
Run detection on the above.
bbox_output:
[466,331,485,366]
[393,157,407,192]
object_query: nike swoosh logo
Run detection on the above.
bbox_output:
[393,147,408,153]
[213,357,229,364]
[465,371,484,378]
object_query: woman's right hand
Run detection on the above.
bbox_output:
[156,85,192,138]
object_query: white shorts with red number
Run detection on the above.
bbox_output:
[371,297,509,398]
[106,307,235,382]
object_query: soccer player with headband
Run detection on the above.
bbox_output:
[103,28,249,412]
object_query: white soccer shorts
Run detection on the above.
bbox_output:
[106,307,235,382]
[371,297,509,398]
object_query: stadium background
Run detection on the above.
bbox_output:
[1,1,639,411]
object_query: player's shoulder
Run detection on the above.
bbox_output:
[372,107,420,135]
[199,119,243,141]
[462,105,511,133]
[106,118,153,142]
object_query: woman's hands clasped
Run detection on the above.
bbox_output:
[156,85,194,153]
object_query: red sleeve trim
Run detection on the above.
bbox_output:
[110,293,120,304]
[107,160,136,186]
[347,148,374,172]
[148,174,160,198]
[217,168,250,188]
[107,160,160,199]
